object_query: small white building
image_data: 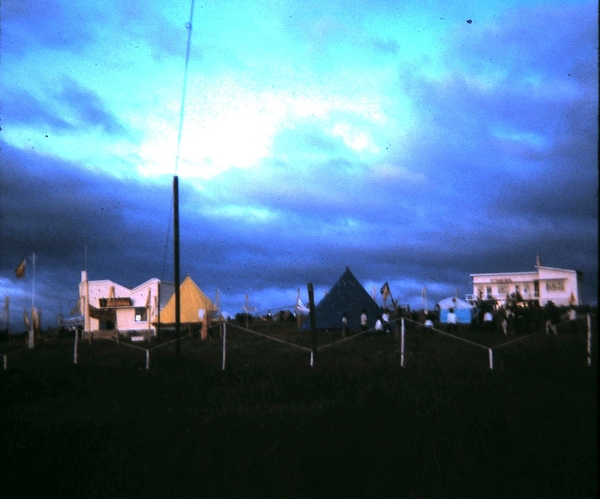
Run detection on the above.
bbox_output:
[79,271,174,335]
[467,264,582,307]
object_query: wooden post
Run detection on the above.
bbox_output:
[400,318,405,368]
[30,253,36,350]
[4,297,10,347]
[174,176,181,358]
[222,322,227,371]
[29,307,34,349]
[308,284,317,367]
[3,354,7,371]
[296,289,302,331]
[147,288,152,342]
[74,329,78,364]
[84,278,90,335]
[587,314,592,367]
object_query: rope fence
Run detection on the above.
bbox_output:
[2,330,65,371]
[2,314,596,372]
[223,322,312,368]
[400,313,596,370]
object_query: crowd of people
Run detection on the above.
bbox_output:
[470,301,579,336]
[345,301,582,337]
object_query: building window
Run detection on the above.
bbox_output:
[546,281,564,292]
[498,284,507,294]
[135,308,147,322]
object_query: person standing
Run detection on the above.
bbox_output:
[375,316,384,334]
[342,312,349,337]
[483,309,494,333]
[545,301,559,336]
[360,309,368,333]
[382,310,391,334]
[495,307,508,335]
[568,306,577,334]
[447,308,458,334]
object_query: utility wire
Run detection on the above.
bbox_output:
[161,0,196,281]
[174,0,196,175]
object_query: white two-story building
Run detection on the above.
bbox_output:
[467,264,582,307]
[79,271,174,335]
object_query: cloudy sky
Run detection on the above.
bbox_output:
[1,0,598,330]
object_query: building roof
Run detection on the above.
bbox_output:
[470,265,576,278]
[437,296,474,310]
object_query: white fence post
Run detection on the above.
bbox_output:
[222,322,227,371]
[310,351,314,367]
[587,314,592,367]
[145,349,150,370]
[488,348,494,370]
[400,318,405,368]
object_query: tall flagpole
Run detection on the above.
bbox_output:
[31,252,36,309]
[30,253,36,348]
[172,0,195,357]
[174,176,181,358]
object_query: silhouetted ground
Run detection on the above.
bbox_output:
[1,323,597,498]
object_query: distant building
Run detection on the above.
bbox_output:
[79,271,174,336]
[466,264,582,307]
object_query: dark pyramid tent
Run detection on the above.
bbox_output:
[303,267,382,331]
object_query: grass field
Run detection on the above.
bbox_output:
[1,318,597,498]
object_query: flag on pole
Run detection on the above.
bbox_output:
[70,298,81,316]
[32,307,40,333]
[24,309,30,330]
[15,259,26,278]
[295,289,310,314]
[295,297,310,314]
[380,282,391,303]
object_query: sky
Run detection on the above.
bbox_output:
[1,0,598,331]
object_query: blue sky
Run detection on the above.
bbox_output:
[1,0,598,330]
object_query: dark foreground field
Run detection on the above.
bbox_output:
[1,323,597,498]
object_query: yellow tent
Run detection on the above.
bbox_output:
[157,275,217,325]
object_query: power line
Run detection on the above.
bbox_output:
[174,0,196,175]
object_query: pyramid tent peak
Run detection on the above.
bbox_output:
[303,268,381,331]
[158,275,216,325]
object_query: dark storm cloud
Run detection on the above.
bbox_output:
[57,79,129,136]
[3,81,127,137]
[1,140,170,287]
[3,88,76,132]
[2,0,100,55]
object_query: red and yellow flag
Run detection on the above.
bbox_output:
[15,259,26,278]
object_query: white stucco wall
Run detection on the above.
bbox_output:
[469,266,579,307]
[79,272,170,334]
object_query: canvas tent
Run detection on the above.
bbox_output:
[303,267,382,331]
[437,296,474,324]
[156,275,217,326]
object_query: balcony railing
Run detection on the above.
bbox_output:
[465,292,540,303]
